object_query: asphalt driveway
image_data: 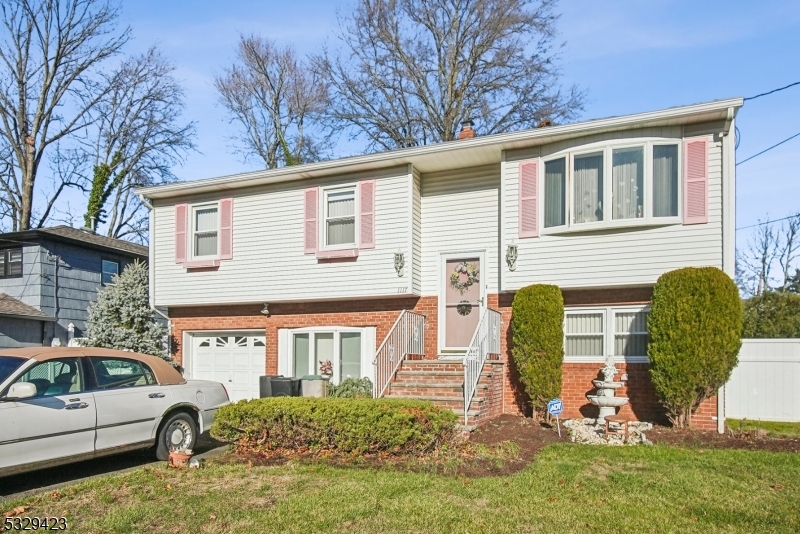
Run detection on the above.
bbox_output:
[0,433,226,502]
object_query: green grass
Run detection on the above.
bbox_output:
[3,445,799,533]
[727,418,800,438]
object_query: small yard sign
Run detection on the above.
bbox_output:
[547,398,563,416]
[547,398,564,437]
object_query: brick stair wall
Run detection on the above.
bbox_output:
[382,359,505,429]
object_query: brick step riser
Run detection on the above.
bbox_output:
[386,396,483,411]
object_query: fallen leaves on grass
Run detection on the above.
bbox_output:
[3,506,29,518]
[770,483,783,490]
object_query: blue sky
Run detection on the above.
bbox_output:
[118,0,800,251]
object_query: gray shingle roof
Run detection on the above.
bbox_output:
[0,226,148,258]
[0,293,53,321]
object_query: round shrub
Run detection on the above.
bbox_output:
[510,284,564,417]
[743,291,800,338]
[211,397,457,455]
[648,267,743,428]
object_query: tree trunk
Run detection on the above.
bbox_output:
[20,139,36,231]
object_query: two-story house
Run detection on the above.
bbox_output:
[139,98,742,430]
[0,226,148,348]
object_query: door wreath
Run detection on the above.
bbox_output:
[450,261,479,295]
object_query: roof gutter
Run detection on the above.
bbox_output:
[137,97,744,200]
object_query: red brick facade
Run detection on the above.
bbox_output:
[168,285,719,430]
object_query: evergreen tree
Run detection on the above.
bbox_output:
[85,260,169,360]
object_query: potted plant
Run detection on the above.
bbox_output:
[168,448,193,468]
[319,360,333,379]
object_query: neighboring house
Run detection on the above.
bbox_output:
[138,98,742,430]
[0,226,148,348]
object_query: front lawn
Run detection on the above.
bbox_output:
[727,418,800,438]
[3,444,798,533]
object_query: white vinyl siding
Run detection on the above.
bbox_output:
[420,164,499,296]
[152,167,412,306]
[502,124,724,290]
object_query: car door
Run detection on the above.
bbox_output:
[0,357,96,473]
[89,356,173,451]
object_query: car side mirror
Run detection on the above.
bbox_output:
[4,382,37,401]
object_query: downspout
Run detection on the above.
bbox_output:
[718,106,737,434]
[140,194,173,359]
[46,251,60,345]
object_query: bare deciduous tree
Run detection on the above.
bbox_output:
[319,0,583,151]
[215,36,329,169]
[0,0,129,231]
[84,48,196,241]
[737,213,800,297]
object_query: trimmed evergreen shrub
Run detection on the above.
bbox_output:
[328,377,373,398]
[648,267,743,428]
[211,397,457,455]
[510,284,564,417]
[743,291,800,338]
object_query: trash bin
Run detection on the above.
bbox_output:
[259,375,283,398]
[301,375,330,397]
[271,376,301,397]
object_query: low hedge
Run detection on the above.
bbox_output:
[210,397,458,455]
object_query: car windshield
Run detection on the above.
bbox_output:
[0,356,25,384]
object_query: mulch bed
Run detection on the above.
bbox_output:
[210,416,798,478]
[647,426,800,453]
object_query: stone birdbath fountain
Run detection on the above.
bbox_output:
[586,355,629,422]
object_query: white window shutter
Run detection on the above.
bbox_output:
[304,188,319,254]
[175,204,188,264]
[519,161,539,238]
[359,180,376,249]
[684,138,709,225]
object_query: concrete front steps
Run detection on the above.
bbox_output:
[382,359,503,429]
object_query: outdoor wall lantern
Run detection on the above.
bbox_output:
[506,244,518,271]
[394,252,405,277]
[261,303,270,317]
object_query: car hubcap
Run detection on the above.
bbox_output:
[167,420,192,450]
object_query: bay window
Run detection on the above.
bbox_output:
[564,306,650,363]
[542,141,681,231]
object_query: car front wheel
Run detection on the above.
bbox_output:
[155,412,197,461]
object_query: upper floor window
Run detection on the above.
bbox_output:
[193,204,219,257]
[101,259,119,285]
[324,187,356,247]
[0,248,22,278]
[543,142,680,231]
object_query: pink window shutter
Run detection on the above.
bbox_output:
[359,180,376,249]
[518,161,539,238]
[684,138,709,225]
[304,188,319,254]
[219,198,233,260]
[175,204,188,264]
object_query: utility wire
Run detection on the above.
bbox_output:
[736,130,800,166]
[737,214,799,231]
[744,81,800,101]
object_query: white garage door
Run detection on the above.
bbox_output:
[191,334,266,402]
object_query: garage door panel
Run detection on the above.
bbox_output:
[191,334,266,402]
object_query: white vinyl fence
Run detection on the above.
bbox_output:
[725,339,800,422]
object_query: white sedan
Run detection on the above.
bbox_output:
[0,347,230,477]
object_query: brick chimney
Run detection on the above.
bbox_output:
[457,120,476,140]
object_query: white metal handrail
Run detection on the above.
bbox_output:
[373,310,426,398]
[463,308,502,426]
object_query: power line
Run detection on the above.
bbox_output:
[737,214,799,231]
[736,130,800,166]
[744,80,800,101]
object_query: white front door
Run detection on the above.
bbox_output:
[440,254,486,354]
[0,357,96,471]
[89,356,174,451]
[191,334,266,402]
